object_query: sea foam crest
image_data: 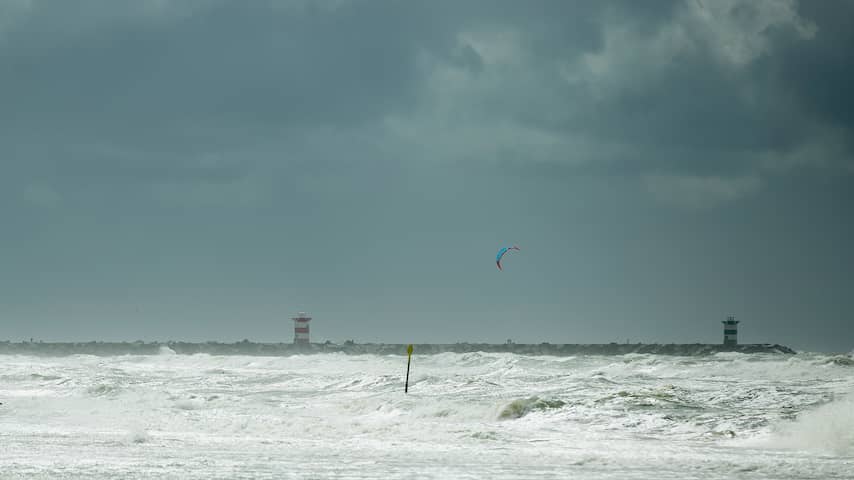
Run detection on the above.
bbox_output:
[767,395,854,455]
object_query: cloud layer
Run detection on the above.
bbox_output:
[1,1,852,350]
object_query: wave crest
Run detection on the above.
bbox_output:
[498,396,566,420]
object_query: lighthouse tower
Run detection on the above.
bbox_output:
[722,316,739,346]
[292,312,312,344]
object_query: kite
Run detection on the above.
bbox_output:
[496,245,520,271]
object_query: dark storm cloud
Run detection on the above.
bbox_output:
[463,0,847,176]
[1,0,851,214]
[0,0,452,204]
[0,0,432,166]
[4,0,845,184]
[1,1,853,350]
[0,2,667,138]
[776,2,854,134]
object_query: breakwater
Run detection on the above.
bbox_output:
[0,341,795,356]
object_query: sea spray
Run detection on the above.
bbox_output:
[1,352,851,479]
[766,396,854,455]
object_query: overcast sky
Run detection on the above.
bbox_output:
[1,0,852,352]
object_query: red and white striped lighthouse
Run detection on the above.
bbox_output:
[292,312,312,344]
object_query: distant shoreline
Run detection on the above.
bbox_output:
[0,341,796,356]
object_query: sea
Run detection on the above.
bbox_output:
[1,349,852,479]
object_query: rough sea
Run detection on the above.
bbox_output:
[1,350,852,479]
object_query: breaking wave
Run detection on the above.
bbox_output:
[2,351,853,478]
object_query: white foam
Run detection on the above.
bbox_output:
[158,345,177,355]
[1,352,852,478]
[764,395,854,455]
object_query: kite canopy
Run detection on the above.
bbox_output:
[496,245,520,270]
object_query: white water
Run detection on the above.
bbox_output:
[1,352,852,479]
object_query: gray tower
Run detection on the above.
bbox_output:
[722,316,739,346]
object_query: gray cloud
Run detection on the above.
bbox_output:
[644,173,762,209]
[1,0,852,351]
[4,0,848,181]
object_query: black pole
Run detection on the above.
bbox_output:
[405,344,413,393]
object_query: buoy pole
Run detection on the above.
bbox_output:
[405,344,413,393]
